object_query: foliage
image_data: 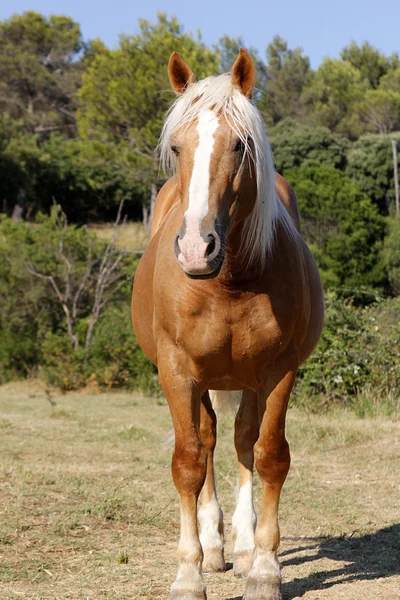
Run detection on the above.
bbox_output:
[0,211,157,391]
[283,163,387,290]
[300,58,369,138]
[359,88,400,134]
[340,41,394,89]
[346,133,400,213]
[41,306,159,392]
[269,118,349,172]
[0,11,84,134]
[382,217,400,295]
[0,10,400,399]
[259,35,311,125]
[77,13,219,208]
[295,292,400,406]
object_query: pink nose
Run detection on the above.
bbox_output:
[175,230,220,275]
[177,235,210,273]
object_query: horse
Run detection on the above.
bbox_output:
[132,48,324,600]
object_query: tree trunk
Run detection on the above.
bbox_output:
[142,205,149,229]
[12,204,23,222]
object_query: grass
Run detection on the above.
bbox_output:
[89,221,150,253]
[0,380,399,599]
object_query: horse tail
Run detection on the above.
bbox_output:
[209,390,242,415]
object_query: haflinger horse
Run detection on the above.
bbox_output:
[132,48,324,600]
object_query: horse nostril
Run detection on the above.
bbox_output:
[206,234,216,257]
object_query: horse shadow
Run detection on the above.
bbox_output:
[280,524,400,599]
[226,524,400,600]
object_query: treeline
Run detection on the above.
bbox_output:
[0,11,399,403]
[1,11,400,292]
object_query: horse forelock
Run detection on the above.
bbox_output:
[159,74,295,268]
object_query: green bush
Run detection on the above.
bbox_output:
[295,292,400,410]
[283,162,387,291]
[0,211,157,392]
[382,216,400,295]
[40,306,159,392]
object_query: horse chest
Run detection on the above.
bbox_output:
[174,295,288,376]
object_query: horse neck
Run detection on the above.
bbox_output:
[220,219,265,285]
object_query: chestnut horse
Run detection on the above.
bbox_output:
[132,49,324,600]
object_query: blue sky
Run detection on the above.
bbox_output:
[1,0,399,68]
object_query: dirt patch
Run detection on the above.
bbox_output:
[0,381,399,599]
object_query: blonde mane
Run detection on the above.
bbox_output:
[159,74,294,267]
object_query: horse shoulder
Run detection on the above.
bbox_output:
[275,172,301,232]
[151,175,180,238]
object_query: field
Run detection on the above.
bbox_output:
[1,381,399,600]
[88,222,150,253]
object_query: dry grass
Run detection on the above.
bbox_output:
[89,222,150,253]
[0,380,399,599]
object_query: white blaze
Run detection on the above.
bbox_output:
[185,110,219,234]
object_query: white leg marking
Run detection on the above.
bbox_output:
[198,492,224,552]
[172,503,205,598]
[248,549,280,581]
[232,480,257,553]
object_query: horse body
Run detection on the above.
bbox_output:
[134,191,321,391]
[132,49,323,600]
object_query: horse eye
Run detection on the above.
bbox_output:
[234,139,245,154]
[171,145,180,156]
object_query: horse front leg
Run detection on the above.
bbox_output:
[158,352,207,600]
[243,368,296,600]
[198,392,225,573]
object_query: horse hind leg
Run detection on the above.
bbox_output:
[243,368,295,600]
[197,392,226,573]
[233,390,259,578]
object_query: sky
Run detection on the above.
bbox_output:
[1,0,400,68]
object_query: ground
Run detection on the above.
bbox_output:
[0,381,399,599]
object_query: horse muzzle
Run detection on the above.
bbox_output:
[174,227,225,278]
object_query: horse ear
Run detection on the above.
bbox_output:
[231,48,255,98]
[168,51,196,95]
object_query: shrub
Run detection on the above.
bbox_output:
[295,292,400,409]
[0,210,158,393]
[283,162,387,291]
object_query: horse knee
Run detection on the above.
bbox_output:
[254,437,290,485]
[172,443,207,495]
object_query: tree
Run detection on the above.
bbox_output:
[0,206,140,387]
[78,13,219,226]
[301,58,369,138]
[283,163,387,290]
[382,217,400,294]
[269,118,349,172]
[341,41,391,88]
[0,11,85,135]
[259,36,310,125]
[346,133,400,213]
[359,88,400,134]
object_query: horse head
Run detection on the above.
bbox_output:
[162,49,263,277]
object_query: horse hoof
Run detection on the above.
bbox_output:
[171,586,207,600]
[233,550,254,578]
[243,577,282,600]
[171,573,207,600]
[171,594,207,600]
[202,548,226,573]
